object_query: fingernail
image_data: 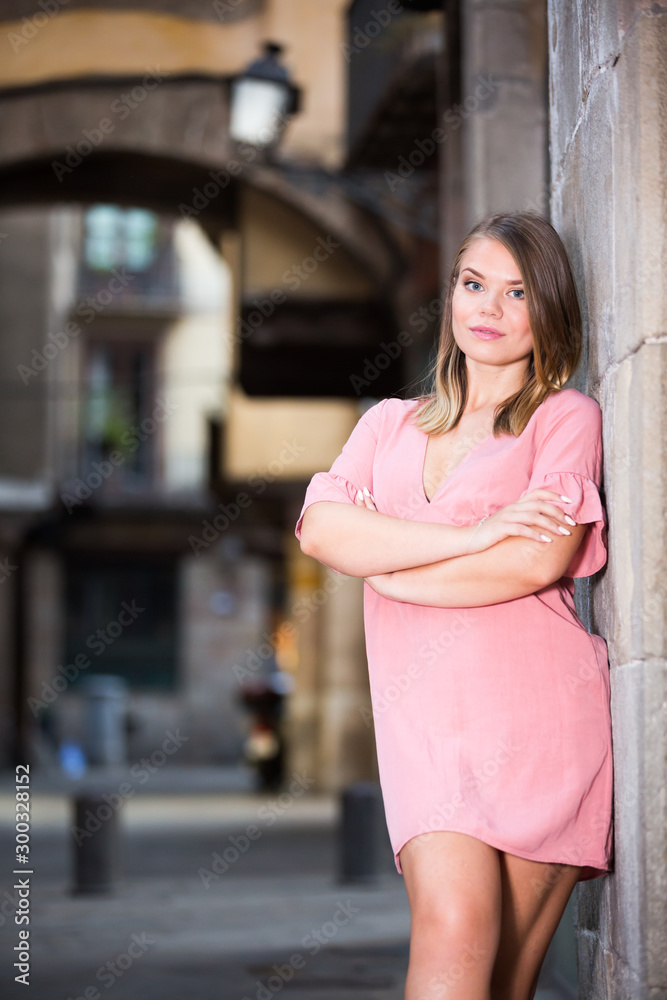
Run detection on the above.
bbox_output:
[356,489,363,501]
[560,495,572,502]
[558,526,571,535]
[363,487,371,496]
[564,514,576,525]
[540,534,552,542]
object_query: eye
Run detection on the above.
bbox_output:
[463,279,525,300]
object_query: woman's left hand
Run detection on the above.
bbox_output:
[354,486,377,511]
[353,487,397,596]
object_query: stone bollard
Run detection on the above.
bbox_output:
[71,789,123,894]
[338,780,383,884]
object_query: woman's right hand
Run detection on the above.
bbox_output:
[464,489,578,553]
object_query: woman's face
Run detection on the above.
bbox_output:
[451,237,534,370]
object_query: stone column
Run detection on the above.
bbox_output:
[439,0,466,279]
[284,529,377,792]
[459,0,549,230]
[283,537,323,785]
[549,2,667,996]
[316,568,376,791]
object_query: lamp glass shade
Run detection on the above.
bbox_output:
[229,77,291,146]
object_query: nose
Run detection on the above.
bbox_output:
[478,288,502,316]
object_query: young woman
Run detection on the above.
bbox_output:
[295,211,613,1000]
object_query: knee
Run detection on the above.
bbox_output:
[411,896,498,959]
[411,914,496,993]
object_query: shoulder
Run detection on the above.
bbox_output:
[544,387,601,415]
[359,396,415,427]
[535,387,602,430]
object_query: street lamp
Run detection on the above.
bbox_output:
[229,41,301,148]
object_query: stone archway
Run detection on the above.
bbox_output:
[0,74,400,282]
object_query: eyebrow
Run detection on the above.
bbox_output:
[461,267,523,286]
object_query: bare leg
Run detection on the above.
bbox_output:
[400,831,502,1000]
[489,854,582,1000]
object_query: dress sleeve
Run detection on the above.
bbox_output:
[518,393,608,579]
[294,398,387,559]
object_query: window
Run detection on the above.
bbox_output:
[80,338,158,491]
[79,204,179,306]
[64,557,179,691]
[84,205,158,273]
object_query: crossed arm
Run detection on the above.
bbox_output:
[364,525,588,606]
[299,500,588,607]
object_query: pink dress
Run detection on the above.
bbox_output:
[294,387,613,882]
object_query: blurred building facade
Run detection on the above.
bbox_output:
[0,2,664,997]
[0,0,442,787]
[0,201,262,763]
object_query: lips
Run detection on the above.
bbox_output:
[471,326,504,340]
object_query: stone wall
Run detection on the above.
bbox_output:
[548,2,667,996]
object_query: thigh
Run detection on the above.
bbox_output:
[400,831,503,967]
[400,830,501,912]
[490,852,582,1000]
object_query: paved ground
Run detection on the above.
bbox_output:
[0,765,571,999]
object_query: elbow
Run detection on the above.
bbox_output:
[488,536,574,596]
[528,530,589,591]
[297,502,363,576]
[298,506,324,560]
[299,531,318,560]
[506,540,555,594]
[526,554,569,593]
[525,558,556,593]
[298,523,317,559]
[534,563,569,591]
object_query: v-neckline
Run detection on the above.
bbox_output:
[420,427,495,505]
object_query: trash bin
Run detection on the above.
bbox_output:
[80,675,129,766]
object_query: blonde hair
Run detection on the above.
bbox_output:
[410,211,583,437]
